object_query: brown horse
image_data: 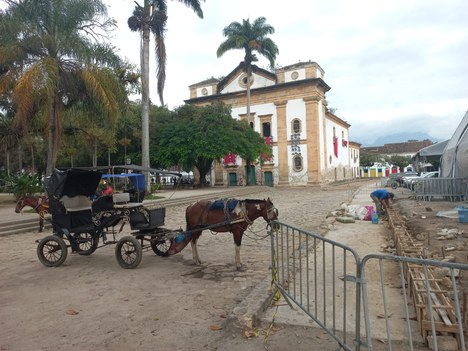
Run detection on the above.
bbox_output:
[15,196,49,232]
[169,198,278,271]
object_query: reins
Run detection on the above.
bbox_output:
[199,199,278,241]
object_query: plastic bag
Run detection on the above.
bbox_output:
[356,207,368,220]
[363,206,374,221]
[347,205,361,218]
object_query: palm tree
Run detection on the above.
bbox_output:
[127,0,204,191]
[0,0,123,175]
[216,17,278,185]
[0,114,20,175]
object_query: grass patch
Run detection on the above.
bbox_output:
[145,194,165,200]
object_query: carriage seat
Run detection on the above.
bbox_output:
[113,192,130,204]
[60,195,92,212]
[112,192,143,208]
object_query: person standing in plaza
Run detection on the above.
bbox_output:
[370,189,394,216]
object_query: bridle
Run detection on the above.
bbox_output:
[266,203,278,221]
[16,198,26,212]
[238,200,278,226]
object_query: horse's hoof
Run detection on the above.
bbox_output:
[236,265,245,272]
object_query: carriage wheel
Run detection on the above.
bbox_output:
[75,232,99,256]
[151,238,171,257]
[115,236,142,269]
[37,235,68,267]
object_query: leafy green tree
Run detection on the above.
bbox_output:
[127,0,204,190]
[58,63,137,168]
[0,0,124,175]
[155,103,271,185]
[386,155,412,172]
[9,172,43,199]
[359,153,384,167]
[216,17,278,184]
[0,113,20,175]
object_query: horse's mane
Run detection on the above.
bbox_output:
[243,199,267,204]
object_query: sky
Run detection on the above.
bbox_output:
[3,0,467,146]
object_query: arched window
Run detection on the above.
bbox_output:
[293,155,303,172]
[292,119,301,134]
[262,122,271,137]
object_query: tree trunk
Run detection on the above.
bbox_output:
[93,141,97,167]
[30,144,35,173]
[46,100,56,176]
[17,143,23,173]
[245,64,252,185]
[141,2,151,192]
[6,150,10,176]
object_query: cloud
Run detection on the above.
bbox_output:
[4,0,466,146]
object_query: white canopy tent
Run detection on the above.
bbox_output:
[440,111,468,178]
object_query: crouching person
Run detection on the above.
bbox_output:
[370,189,394,217]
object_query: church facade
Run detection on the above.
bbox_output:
[185,61,359,187]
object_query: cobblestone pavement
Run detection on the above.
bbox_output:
[0,180,374,351]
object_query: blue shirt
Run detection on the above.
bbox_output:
[371,189,390,199]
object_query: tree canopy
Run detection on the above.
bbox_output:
[155,103,271,184]
[0,0,127,175]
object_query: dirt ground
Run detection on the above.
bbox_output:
[393,188,467,264]
[0,182,367,351]
[0,181,466,351]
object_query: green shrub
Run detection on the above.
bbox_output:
[151,183,162,193]
[9,173,44,200]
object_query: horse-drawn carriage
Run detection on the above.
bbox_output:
[33,167,279,270]
[36,167,184,269]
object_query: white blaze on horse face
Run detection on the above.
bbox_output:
[267,205,277,221]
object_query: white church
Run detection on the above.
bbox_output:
[185,61,360,187]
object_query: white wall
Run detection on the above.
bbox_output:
[283,68,306,83]
[196,85,214,97]
[220,72,275,94]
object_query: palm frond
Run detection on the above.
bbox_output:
[128,5,144,32]
[82,66,119,123]
[217,16,278,68]
[177,0,204,19]
[155,34,166,106]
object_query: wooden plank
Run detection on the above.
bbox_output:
[421,320,460,333]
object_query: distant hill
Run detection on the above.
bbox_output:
[363,132,441,147]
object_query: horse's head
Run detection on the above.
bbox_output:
[261,198,279,229]
[14,197,25,213]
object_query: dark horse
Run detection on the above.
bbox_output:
[169,198,278,271]
[15,196,49,232]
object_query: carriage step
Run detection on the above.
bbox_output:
[104,240,118,244]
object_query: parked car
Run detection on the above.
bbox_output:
[407,171,439,190]
[401,171,420,186]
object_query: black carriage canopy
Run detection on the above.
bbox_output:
[45,168,103,199]
[69,164,182,178]
[45,165,182,198]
